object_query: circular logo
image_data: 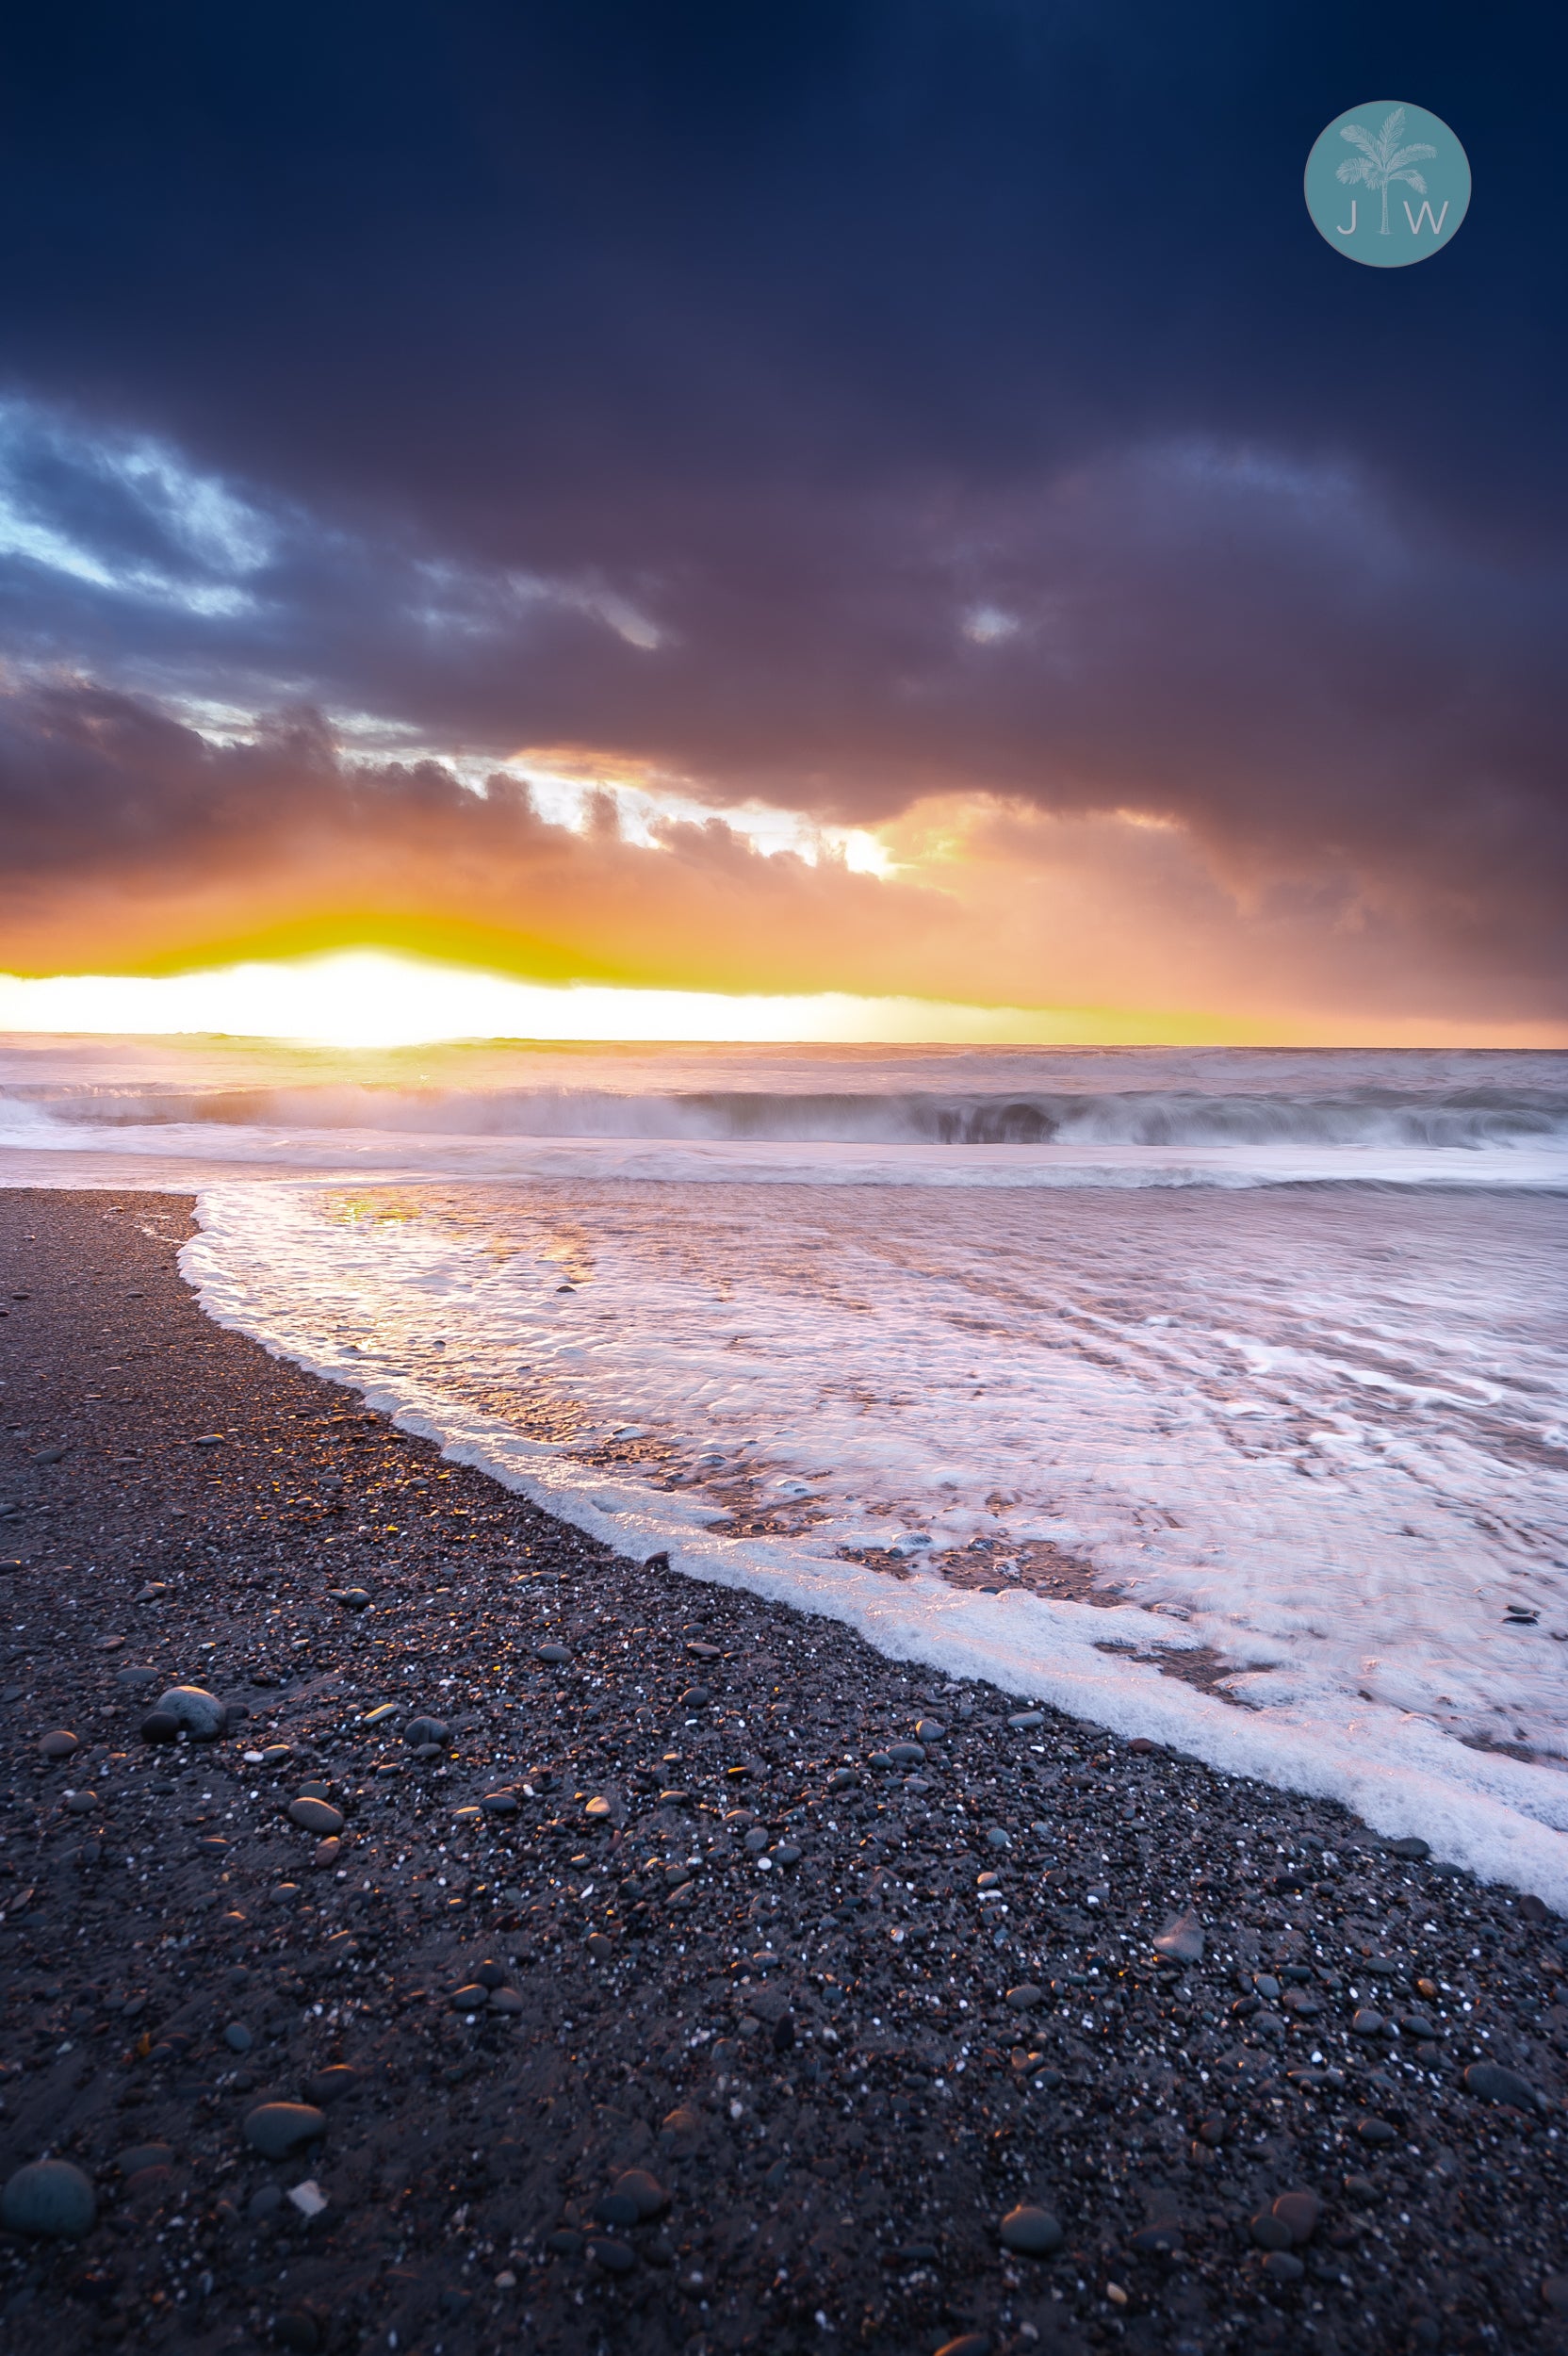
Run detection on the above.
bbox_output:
[1304,102,1470,267]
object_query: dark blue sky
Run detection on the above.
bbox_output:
[0,0,1562,1018]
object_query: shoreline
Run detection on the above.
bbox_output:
[1,1186,1566,2353]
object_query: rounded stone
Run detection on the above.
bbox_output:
[1464,2060,1540,2111]
[659,2107,703,2156]
[1250,2212,1295,2251]
[403,1716,449,1749]
[535,1643,571,1665]
[1262,2249,1305,2283]
[1350,2008,1384,2037]
[593,2189,640,2228]
[1,2159,97,2238]
[586,2237,635,2272]
[612,2168,669,2219]
[38,1729,80,1760]
[999,2204,1063,2256]
[1271,2190,1321,2246]
[1004,1985,1043,2011]
[243,2103,327,2160]
[154,1685,226,1740]
[223,2021,253,2053]
[287,1795,345,1835]
[139,1710,181,1743]
[583,1796,612,1819]
[1355,2116,1396,2145]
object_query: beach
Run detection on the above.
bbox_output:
[1,1185,1566,2353]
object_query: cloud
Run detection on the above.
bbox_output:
[0,403,1562,1029]
[0,675,1560,1038]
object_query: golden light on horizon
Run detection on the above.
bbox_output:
[0,950,1300,1050]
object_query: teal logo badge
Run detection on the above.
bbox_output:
[1305,103,1470,267]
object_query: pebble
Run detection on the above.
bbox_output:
[935,2338,991,2356]
[999,2203,1063,2255]
[243,2102,327,2159]
[583,1795,612,1819]
[1004,1985,1043,2011]
[586,2238,635,2272]
[679,1685,710,1708]
[660,2108,703,2156]
[1257,2190,1318,2245]
[153,1684,226,1739]
[1,2158,96,2239]
[1464,2060,1541,2111]
[1355,2117,1396,2145]
[404,1716,450,1749]
[483,1790,520,1815]
[612,2168,668,2218]
[535,1643,571,1664]
[1152,1909,1205,1964]
[1351,2008,1385,2037]
[64,1789,98,1814]
[1006,1710,1045,1729]
[288,1795,345,1835]
[1262,2250,1305,2282]
[139,1710,181,1743]
[223,2021,253,2052]
[114,1665,159,1688]
[38,1728,79,1759]
[326,1587,372,1610]
[302,2068,360,2104]
[118,2143,174,2175]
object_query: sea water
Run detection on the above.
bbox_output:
[3,1037,1566,1898]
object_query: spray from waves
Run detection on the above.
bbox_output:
[6,1080,1568,1150]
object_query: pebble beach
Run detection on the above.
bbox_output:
[2,1186,1567,2356]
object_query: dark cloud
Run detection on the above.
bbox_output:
[0,1,1562,1020]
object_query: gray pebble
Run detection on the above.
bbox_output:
[223,2021,253,2053]
[1152,1909,1205,1964]
[1,2159,96,2239]
[287,1795,345,1835]
[154,1684,226,1739]
[1464,2060,1541,2112]
[243,2102,326,2159]
[998,2203,1062,2255]
[404,1716,450,1749]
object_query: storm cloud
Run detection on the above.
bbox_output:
[0,1,1562,1028]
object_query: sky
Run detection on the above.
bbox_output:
[0,1,1563,1044]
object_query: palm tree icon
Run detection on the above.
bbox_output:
[1335,106,1438,235]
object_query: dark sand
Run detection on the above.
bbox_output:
[2,1186,1567,2356]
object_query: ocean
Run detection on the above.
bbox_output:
[3,1035,1566,1898]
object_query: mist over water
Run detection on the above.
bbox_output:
[6,1035,1567,1894]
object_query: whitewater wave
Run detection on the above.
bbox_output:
[7,1079,1568,1150]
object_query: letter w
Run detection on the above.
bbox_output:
[1403,199,1450,236]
